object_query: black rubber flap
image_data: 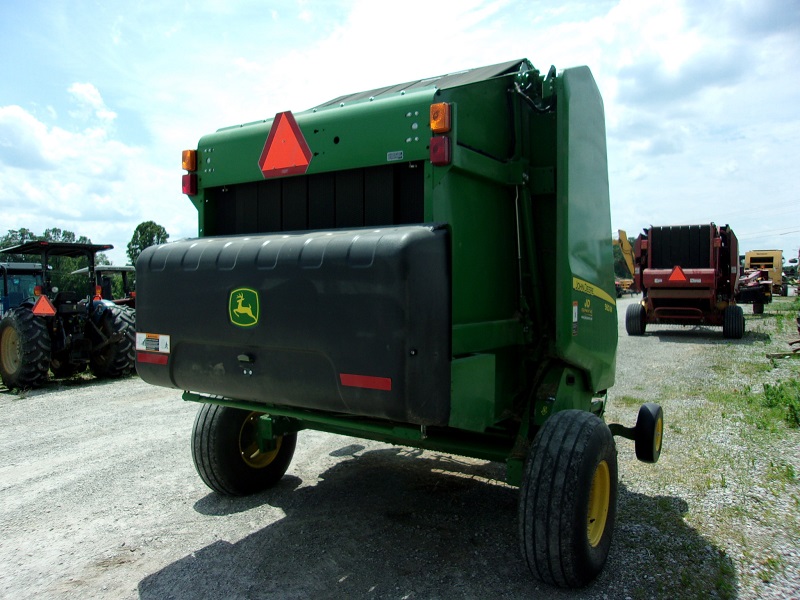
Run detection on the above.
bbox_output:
[136,225,451,426]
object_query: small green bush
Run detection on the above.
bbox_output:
[762,379,800,427]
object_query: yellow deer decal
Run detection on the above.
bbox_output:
[233,292,257,323]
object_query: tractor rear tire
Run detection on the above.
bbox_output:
[0,307,51,389]
[722,305,744,339]
[191,404,297,496]
[90,306,136,378]
[625,302,646,336]
[519,410,618,588]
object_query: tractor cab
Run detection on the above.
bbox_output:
[71,264,136,308]
[1,262,44,317]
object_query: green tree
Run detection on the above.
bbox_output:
[127,221,169,265]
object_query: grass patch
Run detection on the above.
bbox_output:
[763,379,800,427]
[613,394,645,407]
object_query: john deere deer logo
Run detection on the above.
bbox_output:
[229,288,259,327]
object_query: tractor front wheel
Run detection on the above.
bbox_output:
[0,307,51,389]
[519,410,618,588]
[191,404,297,496]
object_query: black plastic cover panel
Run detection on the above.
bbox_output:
[136,225,451,426]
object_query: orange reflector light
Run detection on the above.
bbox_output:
[182,149,197,171]
[668,266,687,282]
[94,285,103,301]
[182,173,197,195]
[430,102,451,133]
[32,295,56,317]
[34,285,42,297]
[430,136,451,166]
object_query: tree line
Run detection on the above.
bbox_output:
[0,221,168,297]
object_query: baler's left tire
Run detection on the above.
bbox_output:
[752,303,764,315]
[722,305,744,339]
[90,306,136,378]
[519,410,618,588]
[192,404,297,496]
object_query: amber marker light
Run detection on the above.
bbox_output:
[182,149,197,171]
[430,102,451,133]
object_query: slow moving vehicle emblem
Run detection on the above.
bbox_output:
[229,288,260,327]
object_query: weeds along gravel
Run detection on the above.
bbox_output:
[608,296,800,599]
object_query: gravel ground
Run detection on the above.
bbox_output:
[1,296,798,599]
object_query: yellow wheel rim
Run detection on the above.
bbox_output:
[1,326,20,375]
[239,412,281,469]
[654,416,664,454]
[587,459,610,547]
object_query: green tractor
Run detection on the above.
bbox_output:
[0,241,135,388]
[135,59,663,587]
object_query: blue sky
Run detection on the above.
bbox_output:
[1,0,798,266]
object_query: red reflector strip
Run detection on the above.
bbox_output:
[137,351,169,365]
[32,295,56,317]
[339,373,392,391]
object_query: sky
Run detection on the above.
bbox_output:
[1,0,798,266]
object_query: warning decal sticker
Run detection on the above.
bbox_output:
[136,332,170,353]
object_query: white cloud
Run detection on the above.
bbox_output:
[68,83,117,123]
[0,101,195,265]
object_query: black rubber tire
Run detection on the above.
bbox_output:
[752,303,764,315]
[625,302,646,336]
[191,404,297,496]
[90,306,136,378]
[519,410,618,588]
[0,307,51,389]
[722,305,744,339]
[634,403,664,463]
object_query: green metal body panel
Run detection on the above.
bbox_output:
[147,59,618,482]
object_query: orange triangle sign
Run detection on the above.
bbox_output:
[32,295,56,317]
[258,111,312,179]
[668,266,687,282]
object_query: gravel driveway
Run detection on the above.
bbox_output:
[1,296,798,599]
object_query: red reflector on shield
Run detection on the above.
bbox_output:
[340,373,392,391]
[137,351,169,365]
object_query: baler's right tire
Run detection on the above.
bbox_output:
[625,302,646,336]
[519,410,618,588]
[753,303,764,315]
[191,404,297,496]
[0,307,51,389]
[634,403,664,463]
[723,305,744,339]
